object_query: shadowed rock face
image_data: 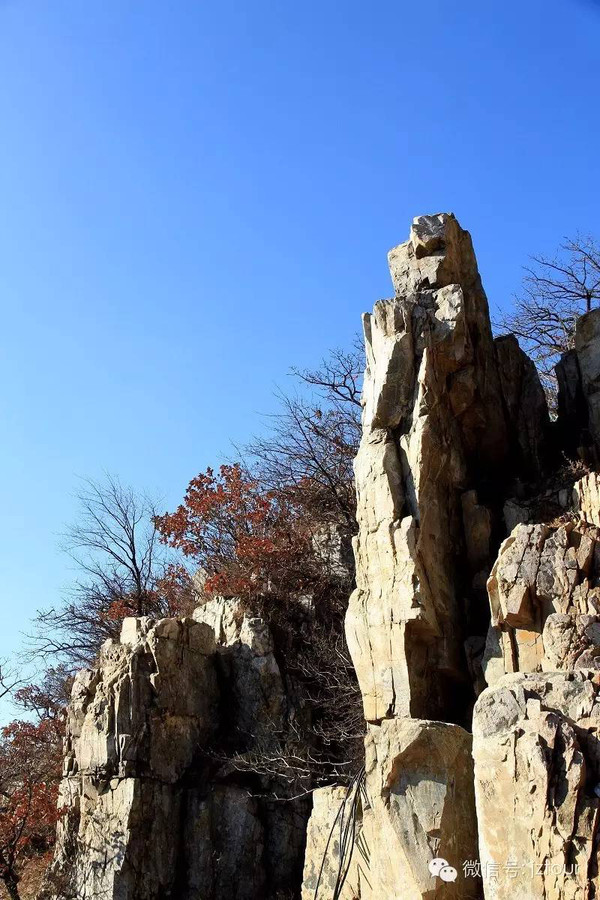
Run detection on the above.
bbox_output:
[557,308,600,463]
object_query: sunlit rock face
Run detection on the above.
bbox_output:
[473,671,600,900]
[483,519,600,685]
[346,212,549,725]
[302,720,479,900]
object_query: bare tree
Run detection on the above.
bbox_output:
[497,235,600,399]
[291,336,364,410]
[245,339,363,528]
[29,475,189,669]
[0,663,24,705]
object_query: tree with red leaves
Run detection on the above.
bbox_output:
[154,463,315,605]
[0,715,63,900]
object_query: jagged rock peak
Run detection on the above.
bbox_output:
[387,212,482,295]
[347,212,549,724]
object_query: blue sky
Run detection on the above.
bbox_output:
[0,0,598,675]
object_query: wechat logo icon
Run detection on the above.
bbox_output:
[429,857,458,883]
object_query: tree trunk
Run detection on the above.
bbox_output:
[3,871,21,900]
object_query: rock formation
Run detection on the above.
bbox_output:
[42,604,308,900]
[473,672,600,900]
[302,719,479,900]
[346,213,549,727]
[556,308,600,463]
[483,518,600,685]
[44,213,600,900]
[304,213,600,900]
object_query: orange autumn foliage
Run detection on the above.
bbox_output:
[0,717,63,897]
[154,464,314,602]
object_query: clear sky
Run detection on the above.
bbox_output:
[0,0,598,671]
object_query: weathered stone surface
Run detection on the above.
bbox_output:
[44,609,306,900]
[473,671,600,899]
[301,785,363,900]
[311,522,355,581]
[574,470,600,527]
[193,596,287,749]
[483,521,600,685]
[346,212,547,723]
[556,349,586,455]
[542,613,600,670]
[362,719,480,900]
[556,309,600,460]
[65,616,219,783]
[302,720,480,899]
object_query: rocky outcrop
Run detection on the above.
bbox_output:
[494,333,551,481]
[346,212,549,726]
[574,471,600,527]
[302,214,509,900]
[46,213,600,900]
[303,213,600,900]
[302,721,479,900]
[473,671,600,899]
[44,605,307,900]
[482,519,600,685]
[556,308,600,462]
[193,597,287,749]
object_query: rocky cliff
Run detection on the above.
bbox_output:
[43,214,600,900]
[41,603,309,899]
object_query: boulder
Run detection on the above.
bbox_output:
[302,720,480,900]
[473,671,600,899]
